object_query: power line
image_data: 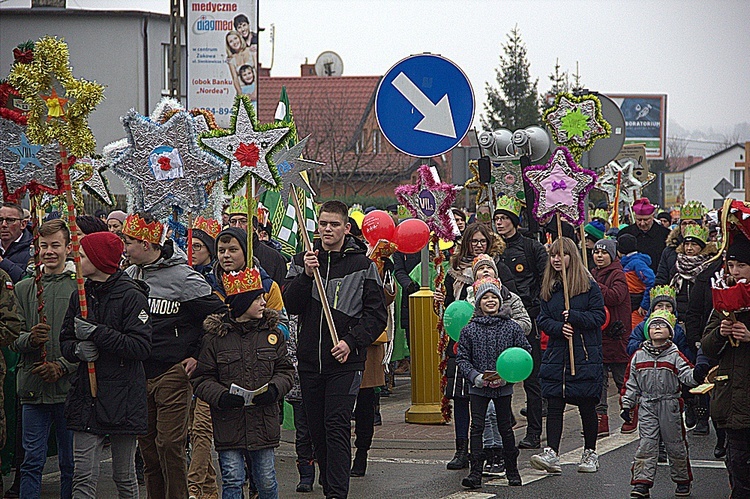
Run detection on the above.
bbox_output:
[668,136,742,145]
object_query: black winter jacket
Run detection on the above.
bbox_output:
[253,232,288,287]
[0,228,32,283]
[684,258,723,347]
[192,309,294,451]
[393,251,421,331]
[618,222,669,274]
[284,235,387,374]
[61,271,152,435]
[498,231,548,318]
[537,280,606,399]
[126,242,227,379]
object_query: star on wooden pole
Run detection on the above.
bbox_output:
[395,165,462,241]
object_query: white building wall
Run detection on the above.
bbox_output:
[682,145,746,209]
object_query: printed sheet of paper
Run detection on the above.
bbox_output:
[229,382,269,406]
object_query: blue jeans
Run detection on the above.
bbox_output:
[218,448,277,499]
[483,400,503,449]
[20,403,74,499]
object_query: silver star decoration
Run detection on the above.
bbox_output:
[199,99,289,192]
[78,157,113,205]
[109,109,226,219]
[545,96,608,147]
[257,136,323,202]
[595,159,643,207]
[0,117,62,200]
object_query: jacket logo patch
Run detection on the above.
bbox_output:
[515,264,524,273]
[138,310,149,323]
[267,333,278,345]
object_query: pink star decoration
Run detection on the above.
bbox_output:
[395,165,462,241]
[523,147,597,226]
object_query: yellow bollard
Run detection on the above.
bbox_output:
[404,287,446,424]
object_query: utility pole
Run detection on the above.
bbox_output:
[168,0,182,99]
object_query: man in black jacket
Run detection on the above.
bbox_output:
[0,202,33,283]
[494,196,548,449]
[618,198,669,275]
[122,212,226,499]
[284,201,387,499]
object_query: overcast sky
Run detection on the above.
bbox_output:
[4,0,749,135]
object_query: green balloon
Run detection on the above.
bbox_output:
[496,347,533,383]
[444,300,474,341]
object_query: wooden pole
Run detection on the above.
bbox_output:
[60,147,97,397]
[31,194,47,363]
[579,224,588,269]
[247,178,255,267]
[187,212,194,266]
[557,213,575,376]
[290,188,339,345]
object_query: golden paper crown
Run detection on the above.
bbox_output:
[592,209,609,223]
[495,195,522,217]
[680,200,706,221]
[647,309,676,330]
[650,284,676,302]
[193,216,221,239]
[683,224,708,244]
[222,267,263,297]
[227,196,248,215]
[122,214,165,245]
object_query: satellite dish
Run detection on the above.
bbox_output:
[588,93,626,169]
[315,51,344,77]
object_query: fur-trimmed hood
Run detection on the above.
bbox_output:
[203,308,280,338]
[666,226,682,249]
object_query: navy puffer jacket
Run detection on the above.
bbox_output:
[537,279,605,399]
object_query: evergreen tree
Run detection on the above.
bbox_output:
[541,59,585,110]
[481,26,540,131]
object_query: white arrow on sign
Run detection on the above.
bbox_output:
[391,72,456,139]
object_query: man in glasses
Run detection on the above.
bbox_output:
[0,202,33,283]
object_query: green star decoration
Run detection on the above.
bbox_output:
[560,109,590,138]
[199,95,290,193]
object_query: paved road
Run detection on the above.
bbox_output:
[22,374,730,498]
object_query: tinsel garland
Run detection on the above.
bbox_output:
[543,92,611,162]
[431,235,451,423]
[7,36,104,158]
[0,82,27,125]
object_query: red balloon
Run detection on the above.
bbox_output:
[361,210,395,245]
[602,306,611,330]
[394,219,430,254]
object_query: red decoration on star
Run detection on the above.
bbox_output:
[40,87,68,122]
[12,48,33,64]
[158,156,172,171]
[234,142,260,168]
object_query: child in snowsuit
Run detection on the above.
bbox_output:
[456,277,532,489]
[621,309,698,498]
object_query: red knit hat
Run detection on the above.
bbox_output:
[80,232,124,274]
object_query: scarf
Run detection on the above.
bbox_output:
[670,252,711,292]
[642,339,673,357]
[448,257,475,302]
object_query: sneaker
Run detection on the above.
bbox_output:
[518,435,541,449]
[529,447,562,474]
[597,414,610,438]
[630,483,650,498]
[483,452,494,476]
[577,449,599,473]
[685,404,697,430]
[675,483,691,497]
[621,419,638,434]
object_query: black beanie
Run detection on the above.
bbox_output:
[216,227,248,260]
[617,233,638,255]
[493,208,520,227]
[192,229,216,259]
[727,233,750,265]
[226,288,265,319]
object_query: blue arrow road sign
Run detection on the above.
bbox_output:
[376,54,474,158]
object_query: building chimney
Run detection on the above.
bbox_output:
[301,63,316,77]
[32,0,65,7]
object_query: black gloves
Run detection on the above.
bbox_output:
[693,363,709,385]
[218,392,245,409]
[252,384,279,406]
[620,408,632,423]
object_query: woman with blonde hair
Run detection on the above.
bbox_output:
[225,30,254,95]
[530,237,606,475]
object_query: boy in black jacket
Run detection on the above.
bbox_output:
[284,201,387,499]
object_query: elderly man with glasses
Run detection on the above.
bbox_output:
[0,202,33,283]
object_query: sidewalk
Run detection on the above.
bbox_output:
[281,373,533,451]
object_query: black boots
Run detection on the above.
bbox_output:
[350,448,368,477]
[461,452,485,489]
[504,447,522,486]
[446,438,469,470]
[694,405,710,436]
[296,459,315,492]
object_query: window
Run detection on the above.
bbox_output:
[372,130,380,154]
[731,169,745,190]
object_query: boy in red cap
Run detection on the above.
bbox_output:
[60,231,152,498]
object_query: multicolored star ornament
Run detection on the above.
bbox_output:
[395,164,462,240]
[7,36,104,158]
[199,95,290,192]
[258,135,323,202]
[543,93,611,160]
[595,159,643,208]
[0,116,66,202]
[109,109,226,219]
[523,146,597,226]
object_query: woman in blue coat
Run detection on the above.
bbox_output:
[530,237,606,476]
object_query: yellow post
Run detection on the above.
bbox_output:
[404,287,446,424]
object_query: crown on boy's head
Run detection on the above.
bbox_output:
[122,214,166,245]
[193,216,221,239]
[222,267,263,297]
